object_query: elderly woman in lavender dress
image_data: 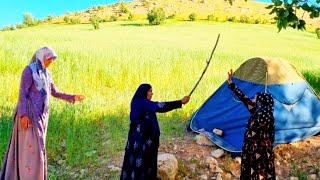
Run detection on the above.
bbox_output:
[1,47,85,180]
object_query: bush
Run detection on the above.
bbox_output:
[147,7,166,25]
[90,15,101,29]
[167,14,176,19]
[33,19,41,26]
[63,16,70,23]
[46,15,53,22]
[207,14,216,21]
[70,18,80,24]
[98,6,104,10]
[16,24,27,29]
[119,3,129,14]
[23,13,34,26]
[1,25,15,31]
[239,15,249,23]
[227,16,236,22]
[110,15,118,22]
[316,28,320,39]
[189,13,197,21]
[128,13,134,21]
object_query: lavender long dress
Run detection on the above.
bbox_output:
[1,67,75,180]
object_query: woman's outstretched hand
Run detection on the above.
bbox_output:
[20,116,31,130]
[72,95,85,103]
[227,69,233,84]
[181,96,190,105]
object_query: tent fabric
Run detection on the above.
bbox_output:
[233,57,304,84]
[190,58,320,152]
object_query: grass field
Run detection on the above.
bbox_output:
[0,20,319,178]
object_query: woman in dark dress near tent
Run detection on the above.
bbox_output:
[120,84,190,180]
[227,70,276,180]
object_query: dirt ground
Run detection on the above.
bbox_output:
[107,132,320,179]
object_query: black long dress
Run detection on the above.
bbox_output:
[120,84,182,180]
[229,83,276,180]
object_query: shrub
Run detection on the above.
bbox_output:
[70,18,80,24]
[90,15,101,29]
[63,16,70,23]
[119,3,129,14]
[167,14,176,19]
[23,13,34,26]
[16,24,27,29]
[227,16,236,22]
[316,28,320,39]
[239,15,249,23]
[189,13,197,21]
[147,7,166,25]
[207,14,216,21]
[110,15,118,22]
[1,25,15,31]
[128,13,134,21]
[46,15,53,22]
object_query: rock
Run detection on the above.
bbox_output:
[235,157,241,164]
[195,134,215,146]
[173,145,178,151]
[199,174,208,180]
[289,177,299,180]
[205,156,218,166]
[230,161,241,178]
[216,173,223,180]
[211,149,224,158]
[189,164,196,173]
[157,153,178,180]
[215,166,223,173]
[222,173,232,179]
[307,174,317,180]
[107,165,121,172]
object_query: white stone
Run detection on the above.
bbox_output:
[235,157,241,164]
[307,174,317,180]
[199,175,208,180]
[211,149,224,158]
[216,173,222,180]
[195,134,215,146]
[289,177,299,180]
[157,153,178,180]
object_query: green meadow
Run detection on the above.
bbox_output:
[0,20,319,178]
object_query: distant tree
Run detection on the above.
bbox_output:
[119,3,129,14]
[23,13,34,26]
[63,16,70,23]
[110,15,118,21]
[1,25,15,31]
[316,28,320,39]
[167,13,176,19]
[128,13,134,21]
[147,7,166,25]
[189,13,197,21]
[90,15,101,29]
[46,15,54,22]
[16,24,27,29]
[70,18,80,24]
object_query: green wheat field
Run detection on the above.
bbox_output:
[0,20,319,178]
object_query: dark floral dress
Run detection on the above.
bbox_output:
[229,83,276,180]
[120,83,182,180]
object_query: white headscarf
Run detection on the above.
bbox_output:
[28,47,57,97]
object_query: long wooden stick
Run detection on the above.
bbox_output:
[189,34,220,96]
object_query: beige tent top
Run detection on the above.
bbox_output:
[234,57,305,85]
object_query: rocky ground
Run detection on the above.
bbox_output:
[107,132,320,180]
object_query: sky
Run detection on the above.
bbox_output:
[0,0,318,28]
[0,0,130,28]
